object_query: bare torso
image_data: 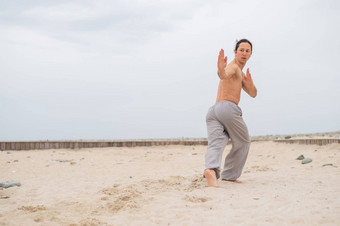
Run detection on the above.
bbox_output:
[216,63,243,105]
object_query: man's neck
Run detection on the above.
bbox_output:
[233,59,246,70]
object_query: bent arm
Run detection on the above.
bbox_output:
[242,68,257,98]
[217,49,237,80]
[242,83,257,97]
[218,64,237,80]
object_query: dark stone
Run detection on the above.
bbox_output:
[302,158,312,164]
[296,155,305,160]
[322,163,333,167]
[0,180,21,188]
[322,163,337,167]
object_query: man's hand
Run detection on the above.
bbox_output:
[217,49,228,79]
[242,68,257,98]
[243,68,253,85]
[218,49,227,72]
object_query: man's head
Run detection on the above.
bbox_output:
[234,39,252,64]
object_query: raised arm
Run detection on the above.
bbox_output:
[242,68,257,98]
[217,49,236,80]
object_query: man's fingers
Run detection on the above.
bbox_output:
[219,49,224,59]
[219,49,224,58]
[218,49,227,69]
[246,68,252,78]
[218,49,223,66]
[220,49,224,56]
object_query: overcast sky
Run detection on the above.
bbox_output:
[1,0,339,141]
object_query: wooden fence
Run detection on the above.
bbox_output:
[1,138,339,151]
[0,140,208,151]
[274,139,340,145]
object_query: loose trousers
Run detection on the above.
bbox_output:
[205,101,251,180]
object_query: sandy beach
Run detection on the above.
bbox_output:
[1,140,339,225]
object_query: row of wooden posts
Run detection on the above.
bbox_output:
[0,139,339,151]
[273,139,340,145]
[0,140,208,151]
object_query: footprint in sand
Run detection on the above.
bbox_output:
[18,205,47,213]
[98,175,206,213]
[184,195,211,203]
[100,185,143,213]
[251,165,273,172]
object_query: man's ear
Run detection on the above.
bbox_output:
[234,50,237,55]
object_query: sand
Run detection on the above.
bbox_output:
[0,141,339,225]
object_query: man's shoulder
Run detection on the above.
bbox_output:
[225,63,239,71]
[224,63,241,79]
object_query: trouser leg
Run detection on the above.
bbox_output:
[204,106,229,179]
[220,111,250,181]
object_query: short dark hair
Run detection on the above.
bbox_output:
[235,39,252,52]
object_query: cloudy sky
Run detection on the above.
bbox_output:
[1,0,339,141]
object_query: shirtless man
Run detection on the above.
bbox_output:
[204,39,257,187]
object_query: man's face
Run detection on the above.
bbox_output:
[234,42,252,64]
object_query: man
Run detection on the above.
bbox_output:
[204,39,257,187]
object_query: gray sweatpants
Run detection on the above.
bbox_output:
[205,101,250,180]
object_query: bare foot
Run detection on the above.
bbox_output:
[204,169,219,188]
[222,179,242,183]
